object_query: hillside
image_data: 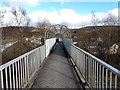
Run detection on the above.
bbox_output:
[1,26,45,43]
[0,26,46,64]
[71,26,120,70]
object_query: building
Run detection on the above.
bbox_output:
[109,44,119,54]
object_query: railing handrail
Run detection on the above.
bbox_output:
[0,45,45,70]
[0,38,56,88]
[72,44,120,77]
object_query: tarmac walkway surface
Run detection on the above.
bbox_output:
[31,42,82,88]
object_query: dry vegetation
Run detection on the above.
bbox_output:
[72,26,120,70]
[1,26,46,64]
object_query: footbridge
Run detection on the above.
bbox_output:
[0,25,120,89]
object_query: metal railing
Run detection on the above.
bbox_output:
[63,38,120,88]
[45,38,56,57]
[0,38,56,88]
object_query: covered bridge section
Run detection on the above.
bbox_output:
[45,24,71,39]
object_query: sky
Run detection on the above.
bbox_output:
[0,0,119,28]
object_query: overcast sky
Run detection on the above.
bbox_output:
[0,0,119,28]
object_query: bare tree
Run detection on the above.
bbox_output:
[101,13,118,62]
[0,9,6,27]
[102,13,117,26]
[11,7,30,26]
[11,7,30,41]
[102,13,118,44]
[0,8,6,43]
[91,11,100,29]
[0,8,6,65]
[37,18,51,29]
[61,21,69,27]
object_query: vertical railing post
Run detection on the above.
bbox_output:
[26,55,29,83]
[92,60,94,87]
[0,27,3,89]
[99,64,101,88]
[106,69,108,88]
[15,62,18,88]
[102,67,104,88]
[63,38,120,89]
[24,56,27,85]
[85,55,86,81]
[0,70,4,89]
[0,42,49,89]
[12,64,15,88]
[115,75,117,88]
[5,68,8,88]
[0,71,2,89]
[0,71,2,90]
[0,27,2,65]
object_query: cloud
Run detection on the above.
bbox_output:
[28,8,118,28]
[0,6,118,28]
[108,8,118,17]
[28,10,61,24]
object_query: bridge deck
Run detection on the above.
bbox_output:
[31,42,82,88]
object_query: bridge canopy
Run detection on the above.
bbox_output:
[45,24,71,39]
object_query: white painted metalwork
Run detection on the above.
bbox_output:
[0,38,56,88]
[63,38,120,89]
[45,38,56,57]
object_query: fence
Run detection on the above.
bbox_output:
[63,38,120,88]
[45,38,56,57]
[0,38,56,88]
